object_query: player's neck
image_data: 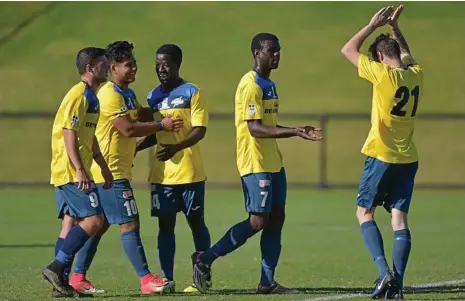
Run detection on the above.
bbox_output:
[384,58,403,69]
[112,79,129,91]
[80,76,100,93]
[161,77,183,91]
[253,65,271,79]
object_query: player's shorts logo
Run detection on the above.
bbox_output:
[258,180,271,188]
[122,190,133,199]
[151,184,157,192]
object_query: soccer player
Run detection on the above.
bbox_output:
[69,41,182,295]
[192,33,323,294]
[341,5,422,299]
[137,44,212,293]
[44,47,113,297]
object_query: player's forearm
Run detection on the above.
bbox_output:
[135,134,157,153]
[92,136,109,170]
[342,24,376,54]
[124,122,163,137]
[175,127,206,151]
[389,24,410,54]
[63,129,86,170]
[249,122,296,139]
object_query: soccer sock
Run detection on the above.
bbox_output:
[157,229,175,280]
[260,229,282,287]
[53,225,90,275]
[121,231,150,278]
[360,221,389,278]
[74,235,102,275]
[55,237,65,257]
[393,229,411,288]
[200,219,258,265]
[192,223,211,252]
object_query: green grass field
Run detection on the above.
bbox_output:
[1,189,464,301]
[0,2,464,185]
[0,2,464,301]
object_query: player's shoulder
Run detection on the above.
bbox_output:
[237,71,262,91]
[97,81,120,98]
[64,82,97,106]
[174,81,200,98]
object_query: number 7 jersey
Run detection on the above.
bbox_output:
[358,53,424,164]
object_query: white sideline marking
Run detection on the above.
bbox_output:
[293,278,465,301]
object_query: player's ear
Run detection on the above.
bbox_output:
[254,49,260,58]
[377,51,384,62]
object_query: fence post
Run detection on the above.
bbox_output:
[319,115,329,189]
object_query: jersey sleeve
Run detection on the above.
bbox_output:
[61,94,88,131]
[190,89,208,127]
[240,82,263,121]
[98,88,130,121]
[358,54,387,85]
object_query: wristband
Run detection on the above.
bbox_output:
[157,121,164,130]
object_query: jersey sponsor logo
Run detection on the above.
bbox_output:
[71,116,79,126]
[171,97,185,107]
[258,180,271,188]
[248,104,256,115]
[85,122,97,128]
[264,108,278,114]
[122,190,133,199]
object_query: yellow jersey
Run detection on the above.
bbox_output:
[235,71,283,176]
[358,54,423,164]
[147,81,207,185]
[91,82,141,183]
[50,82,100,186]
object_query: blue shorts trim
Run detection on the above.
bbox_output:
[98,179,139,225]
[241,167,287,213]
[150,181,206,217]
[55,183,102,219]
[356,157,418,213]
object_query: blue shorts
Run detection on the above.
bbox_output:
[97,179,139,225]
[241,167,287,213]
[357,157,419,213]
[55,183,102,219]
[150,181,205,218]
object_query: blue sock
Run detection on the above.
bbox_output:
[121,231,150,277]
[200,219,257,265]
[360,221,389,277]
[74,235,102,275]
[192,224,211,252]
[157,230,175,280]
[393,229,411,288]
[55,225,90,266]
[260,229,282,287]
[55,237,65,256]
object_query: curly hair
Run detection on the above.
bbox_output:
[368,33,401,62]
[105,41,134,63]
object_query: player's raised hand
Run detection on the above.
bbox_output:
[156,143,180,161]
[388,5,404,27]
[161,113,183,132]
[101,165,114,189]
[77,167,92,191]
[368,6,394,28]
[295,126,323,141]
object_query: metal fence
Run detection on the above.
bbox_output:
[1,111,464,190]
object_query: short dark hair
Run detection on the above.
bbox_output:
[75,47,106,75]
[368,33,401,62]
[106,41,134,63]
[251,33,279,54]
[156,44,183,67]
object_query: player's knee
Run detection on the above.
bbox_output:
[120,220,139,233]
[96,217,110,236]
[356,206,375,224]
[60,215,78,237]
[268,205,285,231]
[158,215,176,233]
[187,215,206,233]
[249,213,269,232]
[80,214,104,235]
[391,208,408,231]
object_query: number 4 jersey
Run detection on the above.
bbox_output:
[358,53,424,164]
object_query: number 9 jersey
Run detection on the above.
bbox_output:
[357,53,423,164]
